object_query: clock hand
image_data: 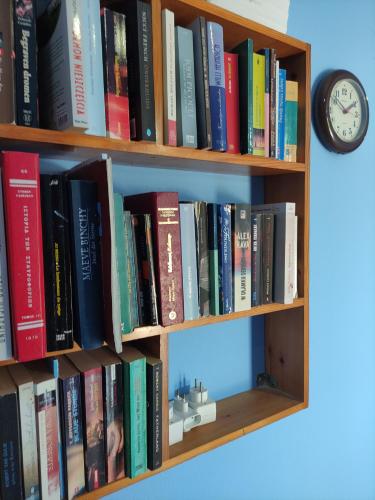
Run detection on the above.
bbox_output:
[343,101,357,114]
[332,96,345,112]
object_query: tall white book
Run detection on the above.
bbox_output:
[162,9,177,146]
[0,171,12,360]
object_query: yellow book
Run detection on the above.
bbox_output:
[253,53,265,156]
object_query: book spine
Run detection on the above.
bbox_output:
[103,364,124,483]
[253,53,265,156]
[175,26,197,148]
[17,381,39,500]
[200,17,212,149]
[259,48,270,157]
[262,213,274,304]
[224,52,240,154]
[179,204,199,321]
[60,375,85,500]
[82,368,105,491]
[0,171,12,360]
[207,22,227,151]
[207,203,220,315]
[146,360,163,470]
[218,204,232,314]
[124,211,140,331]
[35,380,60,500]
[101,8,130,141]
[269,49,277,158]
[277,68,286,160]
[162,9,177,146]
[285,81,298,162]
[251,213,262,307]
[232,204,251,312]
[124,358,147,478]
[194,201,210,317]
[13,0,38,127]
[275,60,280,158]
[0,1,15,123]
[41,175,73,352]
[233,39,253,154]
[1,152,46,362]
[68,180,104,349]
[82,0,105,136]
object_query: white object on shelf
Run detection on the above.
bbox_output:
[169,401,184,446]
[187,380,217,426]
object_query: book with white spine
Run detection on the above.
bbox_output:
[162,9,177,146]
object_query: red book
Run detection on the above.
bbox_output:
[1,151,46,361]
[224,53,240,154]
[124,192,184,326]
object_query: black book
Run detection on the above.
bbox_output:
[41,175,73,351]
[124,0,156,141]
[270,48,277,158]
[68,180,104,349]
[262,213,274,304]
[188,17,212,150]
[251,213,262,307]
[194,201,210,316]
[146,355,163,470]
[132,214,158,326]
[13,0,38,127]
[0,367,23,499]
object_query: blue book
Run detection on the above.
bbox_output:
[218,204,232,314]
[207,22,227,152]
[179,203,199,321]
[68,180,104,349]
[175,26,197,148]
[277,68,286,160]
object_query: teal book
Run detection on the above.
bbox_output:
[207,203,220,315]
[119,346,147,478]
[114,193,131,334]
[233,39,253,154]
[125,211,140,331]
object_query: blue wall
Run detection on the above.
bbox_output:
[105,1,375,498]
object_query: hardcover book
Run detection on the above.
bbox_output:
[90,347,125,483]
[0,171,12,360]
[124,0,156,141]
[224,52,240,154]
[125,192,184,326]
[1,151,46,362]
[14,0,38,127]
[117,346,147,479]
[188,17,212,150]
[218,204,232,314]
[57,356,85,500]
[233,39,253,154]
[262,212,274,304]
[285,80,299,162]
[277,68,287,160]
[162,9,177,146]
[101,8,130,140]
[146,355,163,470]
[207,21,227,151]
[232,204,251,312]
[207,203,220,315]
[40,174,73,351]
[7,364,39,500]
[0,1,15,123]
[67,351,106,491]
[0,367,23,500]
[253,53,265,156]
[68,180,104,349]
[251,213,262,307]
[132,214,159,326]
[194,201,210,316]
[175,26,198,148]
[37,0,88,131]
[179,203,200,321]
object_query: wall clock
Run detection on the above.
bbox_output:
[313,69,369,153]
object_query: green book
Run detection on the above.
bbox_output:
[285,80,298,162]
[114,193,132,334]
[124,211,140,330]
[233,39,253,154]
[118,346,147,478]
[207,203,220,315]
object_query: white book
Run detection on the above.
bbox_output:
[0,171,12,360]
[38,0,89,131]
[252,202,296,304]
[162,9,177,146]
[275,60,280,158]
[293,215,298,299]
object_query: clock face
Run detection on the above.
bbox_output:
[329,79,363,143]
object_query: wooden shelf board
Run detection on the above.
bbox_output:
[79,389,305,499]
[0,124,305,176]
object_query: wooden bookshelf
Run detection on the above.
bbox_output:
[0,0,310,497]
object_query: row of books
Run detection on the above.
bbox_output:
[0,345,162,499]
[0,1,298,161]
[162,9,298,159]
[0,150,297,362]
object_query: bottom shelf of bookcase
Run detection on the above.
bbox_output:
[80,389,305,499]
